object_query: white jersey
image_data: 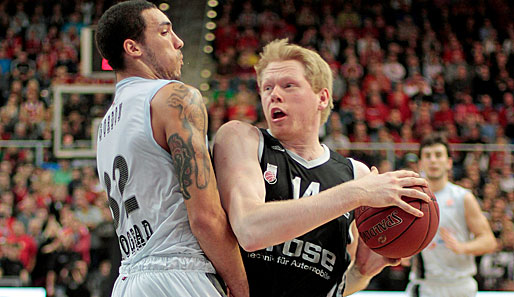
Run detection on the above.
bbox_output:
[96,77,213,272]
[410,182,476,281]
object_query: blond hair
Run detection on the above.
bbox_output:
[254,39,334,125]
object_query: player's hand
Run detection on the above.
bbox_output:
[400,257,411,267]
[354,237,400,277]
[356,167,430,217]
[440,227,466,254]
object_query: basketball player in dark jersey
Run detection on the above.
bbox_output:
[213,39,431,297]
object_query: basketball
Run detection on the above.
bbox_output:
[354,185,440,258]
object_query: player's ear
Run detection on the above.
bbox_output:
[447,155,453,171]
[318,88,330,111]
[123,39,142,58]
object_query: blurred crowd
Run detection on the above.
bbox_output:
[0,0,512,296]
[0,1,120,296]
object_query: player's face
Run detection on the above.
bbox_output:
[419,144,452,181]
[259,60,325,140]
[141,8,183,80]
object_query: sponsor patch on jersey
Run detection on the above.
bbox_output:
[264,163,278,184]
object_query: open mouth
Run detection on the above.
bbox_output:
[271,108,286,120]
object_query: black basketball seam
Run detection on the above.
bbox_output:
[405,187,438,256]
[356,199,421,229]
[412,202,431,252]
[423,185,440,226]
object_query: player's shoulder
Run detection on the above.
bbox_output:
[326,150,358,177]
[154,81,203,105]
[215,120,259,145]
[340,157,369,179]
[447,182,472,196]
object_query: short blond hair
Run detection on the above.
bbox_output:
[254,39,334,125]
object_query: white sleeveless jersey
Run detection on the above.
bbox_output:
[411,182,476,281]
[96,77,209,268]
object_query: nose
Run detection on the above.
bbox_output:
[173,33,184,49]
[269,86,283,103]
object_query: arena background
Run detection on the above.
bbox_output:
[0,0,512,296]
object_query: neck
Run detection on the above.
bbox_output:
[279,135,324,161]
[115,63,161,82]
[116,70,156,82]
[427,176,448,192]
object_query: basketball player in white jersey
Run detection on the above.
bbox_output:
[213,39,431,297]
[407,134,496,297]
[95,1,248,297]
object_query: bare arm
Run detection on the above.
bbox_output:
[213,121,430,252]
[440,192,497,255]
[152,83,248,297]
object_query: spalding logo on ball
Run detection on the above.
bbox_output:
[354,185,440,259]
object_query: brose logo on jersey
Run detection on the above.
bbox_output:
[251,238,336,280]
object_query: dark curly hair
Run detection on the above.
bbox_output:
[95,0,156,70]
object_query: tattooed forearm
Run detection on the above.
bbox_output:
[166,83,211,198]
[168,133,193,200]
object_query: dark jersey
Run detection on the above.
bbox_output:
[242,129,355,297]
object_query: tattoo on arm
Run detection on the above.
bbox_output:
[166,84,211,199]
[168,134,193,199]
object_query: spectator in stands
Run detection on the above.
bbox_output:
[42,226,83,296]
[227,81,258,123]
[474,64,497,97]
[7,220,37,272]
[0,47,11,76]
[341,53,364,83]
[323,113,350,156]
[385,108,404,140]
[499,163,514,193]
[382,52,406,83]
[73,187,102,230]
[63,260,91,297]
[10,51,36,83]
[423,51,444,84]
[362,60,391,95]
[403,72,432,100]
[236,1,258,29]
[87,259,112,297]
[0,242,30,285]
[53,159,72,186]
[365,92,389,133]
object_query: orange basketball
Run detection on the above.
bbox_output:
[354,185,439,258]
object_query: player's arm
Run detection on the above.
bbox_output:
[343,162,400,296]
[152,83,248,297]
[214,122,430,252]
[214,120,365,251]
[440,192,497,255]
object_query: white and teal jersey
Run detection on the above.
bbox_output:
[411,182,476,281]
[96,77,214,272]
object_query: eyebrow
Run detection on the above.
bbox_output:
[158,21,171,27]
